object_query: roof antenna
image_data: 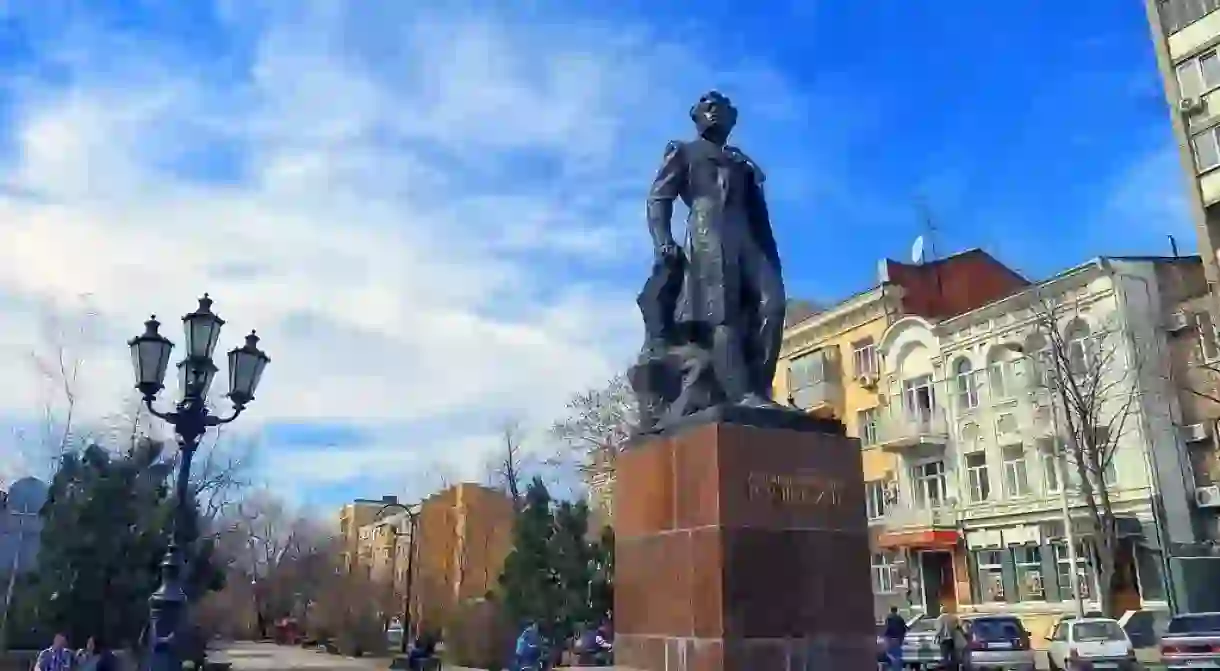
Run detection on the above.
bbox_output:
[916,197,945,316]
[1169,234,1180,258]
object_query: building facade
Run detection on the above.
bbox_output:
[1145,0,1220,297]
[338,496,396,573]
[871,257,1205,636]
[776,249,1030,620]
[412,483,514,636]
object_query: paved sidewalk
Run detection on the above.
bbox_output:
[213,642,488,671]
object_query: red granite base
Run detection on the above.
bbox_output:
[612,417,875,671]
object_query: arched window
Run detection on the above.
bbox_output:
[986,345,1021,400]
[1064,319,1092,376]
[1022,333,1051,386]
[954,357,979,410]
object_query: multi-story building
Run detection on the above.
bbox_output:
[776,249,1029,620]
[413,483,514,636]
[339,496,396,573]
[1144,0,1220,298]
[872,256,1208,635]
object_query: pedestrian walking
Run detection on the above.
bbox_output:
[934,611,966,671]
[34,633,73,671]
[881,607,907,671]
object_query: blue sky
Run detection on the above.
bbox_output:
[0,1,1190,511]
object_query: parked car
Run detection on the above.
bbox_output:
[959,614,1035,671]
[1159,611,1220,670]
[900,615,944,669]
[1046,617,1139,671]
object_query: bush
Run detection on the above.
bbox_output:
[335,609,382,658]
[444,599,514,670]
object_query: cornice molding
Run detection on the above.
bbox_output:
[781,286,899,357]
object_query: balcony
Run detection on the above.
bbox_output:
[876,407,949,451]
[878,504,960,549]
[787,379,844,415]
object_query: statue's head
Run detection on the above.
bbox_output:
[690,90,737,143]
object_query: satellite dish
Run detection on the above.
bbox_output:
[911,235,926,265]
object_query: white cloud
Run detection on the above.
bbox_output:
[0,2,796,498]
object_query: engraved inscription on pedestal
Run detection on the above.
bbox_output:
[745,471,843,508]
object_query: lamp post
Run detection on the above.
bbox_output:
[129,294,269,671]
[376,502,420,654]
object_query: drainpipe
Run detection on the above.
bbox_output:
[1096,258,1179,614]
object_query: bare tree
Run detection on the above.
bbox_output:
[484,419,530,512]
[1026,294,1142,617]
[216,490,330,638]
[550,374,636,471]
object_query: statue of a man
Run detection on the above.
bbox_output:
[644,90,787,410]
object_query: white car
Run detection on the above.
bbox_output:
[1046,617,1140,670]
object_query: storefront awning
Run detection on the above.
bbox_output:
[876,529,959,549]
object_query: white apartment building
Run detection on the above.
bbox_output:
[870,258,1196,628]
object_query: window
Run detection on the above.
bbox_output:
[1002,445,1030,497]
[1013,545,1045,601]
[1064,320,1093,376]
[912,460,947,507]
[865,481,888,521]
[965,452,991,502]
[953,358,979,411]
[788,350,828,390]
[871,552,896,594]
[976,549,1007,603]
[1196,127,1220,172]
[1197,311,1220,361]
[858,407,879,446]
[1041,446,1063,493]
[988,360,1010,399]
[1178,49,1220,99]
[852,338,878,378]
[1053,541,1092,600]
[902,374,936,418]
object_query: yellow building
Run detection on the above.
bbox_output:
[339,497,395,574]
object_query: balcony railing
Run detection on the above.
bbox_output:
[883,504,958,532]
[788,379,844,413]
[876,407,949,450]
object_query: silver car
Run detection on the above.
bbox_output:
[900,616,945,669]
[1160,611,1220,670]
[960,615,1036,671]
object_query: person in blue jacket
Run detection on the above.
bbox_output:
[514,622,543,669]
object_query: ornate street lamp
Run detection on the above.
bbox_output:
[129,294,269,671]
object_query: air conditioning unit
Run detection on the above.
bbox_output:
[1180,97,1207,115]
[1166,310,1192,333]
[858,373,878,389]
[1196,485,1220,509]
[1179,422,1211,444]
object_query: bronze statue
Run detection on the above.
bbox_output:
[630,91,790,433]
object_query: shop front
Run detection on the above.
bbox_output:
[961,516,1165,643]
[875,526,965,619]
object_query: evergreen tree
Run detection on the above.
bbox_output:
[588,526,613,622]
[549,500,593,638]
[35,439,224,648]
[498,478,558,635]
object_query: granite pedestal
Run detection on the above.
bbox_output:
[613,407,875,671]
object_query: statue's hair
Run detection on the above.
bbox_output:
[689,90,733,122]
